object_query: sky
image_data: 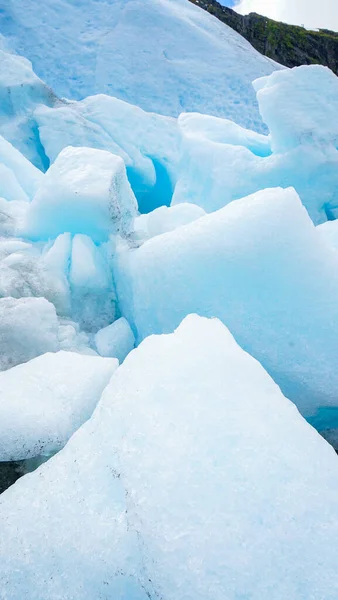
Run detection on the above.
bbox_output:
[220,0,338,31]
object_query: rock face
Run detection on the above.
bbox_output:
[190,0,338,75]
[0,461,23,494]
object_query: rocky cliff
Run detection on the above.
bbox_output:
[190,0,338,75]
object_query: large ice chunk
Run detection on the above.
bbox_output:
[25,146,138,242]
[100,314,338,600]
[253,65,338,153]
[0,296,59,370]
[95,317,135,363]
[173,65,338,224]
[0,351,117,461]
[35,95,179,212]
[1,315,338,599]
[116,187,338,418]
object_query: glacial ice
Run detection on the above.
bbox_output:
[1,5,338,597]
[134,203,206,241]
[116,187,338,421]
[0,351,117,461]
[0,198,28,237]
[1,316,338,600]
[0,296,59,370]
[0,135,43,202]
[69,234,117,332]
[35,95,179,212]
[253,65,338,153]
[317,219,338,250]
[173,65,338,224]
[0,48,57,170]
[95,317,135,363]
[0,0,280,130]
[25,146,138,242]
[0,238,70,315]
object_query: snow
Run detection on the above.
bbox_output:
[173,65,338,224]
[116,187,338,421]
[1,315,338,599]
[95,317,135,363]
[0,296,59,370]
[0,0,280,131]
[25,146,138,242]
[0,351,117,461]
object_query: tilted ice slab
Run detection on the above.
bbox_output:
[0,351,117,461]
[0,0,279,131]
[173,65,338,224]
[1,315,338,599]
[25,146,138,242]
[0,296,59,371]
[116,187,338,417]
[0,48,58,170]
[35,95,179,212]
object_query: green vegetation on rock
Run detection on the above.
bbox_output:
[189,0,338,74]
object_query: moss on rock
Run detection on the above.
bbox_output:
[189,0,338,75]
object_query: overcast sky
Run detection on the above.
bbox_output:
[226,0,338,31]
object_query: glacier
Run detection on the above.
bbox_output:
[0,0,280,130]
[115,186,338,423]
[1,0,338,598]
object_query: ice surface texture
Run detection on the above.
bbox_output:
[35,95,179,212]
[116,187,338,419]
[25,146,138,242]
[173,65,338,224]
[0,297,59,370]
[0,48,57,169]
[95,317,135,363]
[0,351,117,460]
[1,316,338,599]
[0,0,280,131]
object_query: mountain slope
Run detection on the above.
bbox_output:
[190,0,338,74]
[0,0,280,132]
